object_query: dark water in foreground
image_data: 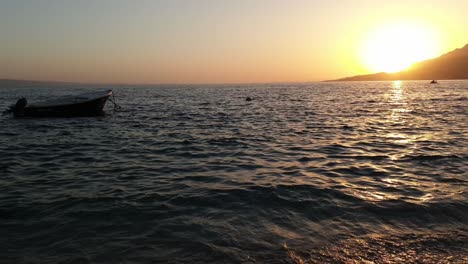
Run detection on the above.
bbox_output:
[1,81,467,263]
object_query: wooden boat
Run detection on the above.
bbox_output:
[4,90,113,117]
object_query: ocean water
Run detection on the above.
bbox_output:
[0,81,467,263]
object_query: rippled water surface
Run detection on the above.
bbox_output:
[1,81,467,263]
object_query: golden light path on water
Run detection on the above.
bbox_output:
[351,81,438,204]
[388,81,414,159]
[388,80,412,147]
[282,80,465,263]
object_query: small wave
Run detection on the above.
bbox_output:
[401,154,463,162]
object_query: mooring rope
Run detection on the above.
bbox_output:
[109,92,122,111]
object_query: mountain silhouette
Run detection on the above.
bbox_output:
[331,43,468,81]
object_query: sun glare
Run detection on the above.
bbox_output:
[360,21,439,73]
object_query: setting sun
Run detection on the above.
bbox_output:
[360,21,440,73]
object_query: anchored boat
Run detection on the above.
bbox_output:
[3,90,113,117]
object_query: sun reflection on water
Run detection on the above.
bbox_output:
[391,80,403,101]
[389,80,410,119]
[386,81,417,161]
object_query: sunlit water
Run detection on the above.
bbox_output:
[1,81,467,263]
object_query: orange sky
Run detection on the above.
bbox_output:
[1,0,467,84]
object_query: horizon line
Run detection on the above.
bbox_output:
[0,78,328,86]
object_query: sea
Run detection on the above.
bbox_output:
[0,81,467,263]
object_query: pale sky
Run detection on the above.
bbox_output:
[1,0,467,84]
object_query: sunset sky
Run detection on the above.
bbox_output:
[1,0,467,84]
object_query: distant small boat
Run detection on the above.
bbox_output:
[4,90,113,117]
[430,80,438,84]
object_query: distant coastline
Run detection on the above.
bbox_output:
[0,79,84,88]
[0,79,324,88]
[3,43,468,86]
[329,44,468,81]
[0,79,136,88]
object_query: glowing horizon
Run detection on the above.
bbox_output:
[1,0,467,84]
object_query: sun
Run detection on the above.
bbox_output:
[360,21,439,73]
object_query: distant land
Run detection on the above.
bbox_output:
[331,43,468,81]
[0,79,131,89]
[0,79,83,88]
[2,43,467,86]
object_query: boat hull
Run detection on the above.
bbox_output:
[17,96,110,117]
